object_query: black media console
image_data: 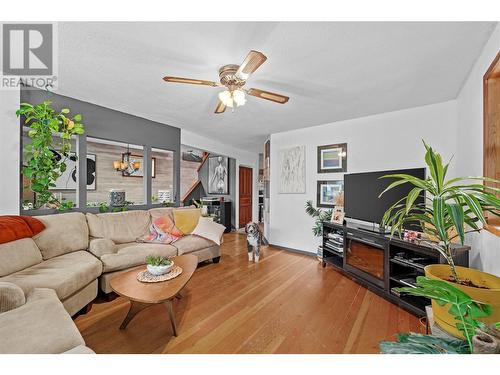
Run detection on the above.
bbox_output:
[321,222,470,316]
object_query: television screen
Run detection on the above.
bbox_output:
[344,168,426,228]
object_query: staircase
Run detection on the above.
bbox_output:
[181,153,209,205]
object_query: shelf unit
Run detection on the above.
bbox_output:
[321,223,344,269]
[321,222,470,317]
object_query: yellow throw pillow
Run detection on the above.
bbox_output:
[172,208,201,234]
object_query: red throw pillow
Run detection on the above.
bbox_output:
[0,216,46,245]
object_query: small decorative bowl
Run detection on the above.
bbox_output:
[147,261,174,276]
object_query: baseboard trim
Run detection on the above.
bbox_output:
[269,243,316,257]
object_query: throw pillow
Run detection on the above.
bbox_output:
[138,216,183,244]
[0,282,26,313]
[0,216,45,245]
[191,217,226,246]
[173,208,201,234]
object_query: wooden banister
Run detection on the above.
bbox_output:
[181,179,202,203]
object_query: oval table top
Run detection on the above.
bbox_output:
[110,254,198,304]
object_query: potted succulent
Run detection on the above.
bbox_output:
[146,255,174,276]
[380,141,500,338]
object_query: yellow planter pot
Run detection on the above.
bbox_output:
[424,264,500,338]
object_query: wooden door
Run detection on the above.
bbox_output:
[239,166,253,228]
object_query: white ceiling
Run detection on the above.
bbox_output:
[56,22,496,152]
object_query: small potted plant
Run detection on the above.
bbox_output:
[146,255,174,276]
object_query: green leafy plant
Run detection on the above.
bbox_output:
[146,255,172,267]
[17,101,85,209]
[380,141,500,282]
[305,200,332,236]
[397,276,492,353]
[380,332,470,354]
[193,199,202,208]
[58,200,75,212]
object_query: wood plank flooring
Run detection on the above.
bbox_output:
[75,232,423,354]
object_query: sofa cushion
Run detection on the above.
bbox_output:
[0,251,102,300]
[173,208,201,234]
[191,217,226,245]
[33,212,89,260]
[88,238,117,258]
[100,242,177,273]
[0,288,85,353]
[0,282,26,313]
[149,207,174,220]
[173,235,216,255]
[0,238,43,277]
[63,345,95,354]
[139,216,183,244]
[86,210,151,243]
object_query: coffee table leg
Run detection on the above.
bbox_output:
[165,299,178,337]
[119,301,149,330]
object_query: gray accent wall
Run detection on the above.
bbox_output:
[20,88,181,211]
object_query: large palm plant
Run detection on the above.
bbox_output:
[380,141,500,283]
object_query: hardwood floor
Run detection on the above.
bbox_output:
[75,232,422,354]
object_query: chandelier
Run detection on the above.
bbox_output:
[113,144,141,176]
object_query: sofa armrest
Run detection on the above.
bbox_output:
[88,238,117,258]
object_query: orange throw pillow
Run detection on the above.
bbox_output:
[0,216,46,245]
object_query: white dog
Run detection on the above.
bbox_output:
[245,222,262,262]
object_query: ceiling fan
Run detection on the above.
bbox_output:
[162,50,289,114]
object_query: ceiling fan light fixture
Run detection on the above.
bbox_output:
[233,89,246,106]
[218,90,233,107]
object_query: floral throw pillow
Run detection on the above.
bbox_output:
[137,216,183,244]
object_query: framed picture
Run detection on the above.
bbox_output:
[51,152,96,190]
[279,145,306,194]
[317,180,343,208]
[317,143,347,173]
[122,154,156,178]
[208,155,229,194]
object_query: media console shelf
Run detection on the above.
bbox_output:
[322,222,470,316]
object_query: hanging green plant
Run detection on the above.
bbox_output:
[16,101,85,209]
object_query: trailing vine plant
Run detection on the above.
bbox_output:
[16,101,85,209]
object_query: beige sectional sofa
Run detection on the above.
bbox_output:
[0,207,221,353]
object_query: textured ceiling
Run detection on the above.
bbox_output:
[56,22,496,152]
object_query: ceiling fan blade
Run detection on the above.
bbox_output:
[214,100,227,114]
[236,50,267,80]
[247,88,289,104]
[163,76,218,87]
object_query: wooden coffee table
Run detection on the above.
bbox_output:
[110,254,198,336]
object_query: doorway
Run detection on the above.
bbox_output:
[239,166,253,228]
[484,51,500,231]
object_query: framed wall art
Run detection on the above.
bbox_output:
[317,143,347,173]
[316,180,343,208]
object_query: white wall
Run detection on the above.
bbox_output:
[269,100,458,253]
[0,87,20,215]
[456,23,500,276]
[181,129,260,228]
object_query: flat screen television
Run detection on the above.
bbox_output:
[344,168,426,229]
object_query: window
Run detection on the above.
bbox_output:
[484,51,500,234]
[86,137,144,206]
[151,147,175,204]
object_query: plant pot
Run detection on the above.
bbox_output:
[425,264,500,338]
[147,262,173,276]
